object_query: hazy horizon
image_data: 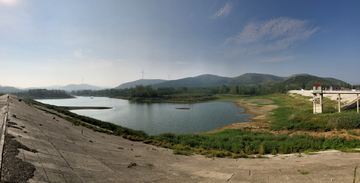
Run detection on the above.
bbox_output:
[1,0,359,88]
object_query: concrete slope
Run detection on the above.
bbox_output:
[341,98,360,110]
[3,95,360,182]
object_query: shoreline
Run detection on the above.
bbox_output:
[206,99,277,133]
[59,106,112,110]
[39,95,275,133]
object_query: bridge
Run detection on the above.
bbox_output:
[312,83,360,114]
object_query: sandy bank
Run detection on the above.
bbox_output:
[207,99,277,133]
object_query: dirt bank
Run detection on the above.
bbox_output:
[207,99,277,133]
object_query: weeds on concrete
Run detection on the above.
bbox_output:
[127,162,136,168]
[300,170,309,175]
[146,163,153,167]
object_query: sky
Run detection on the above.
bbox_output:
[1,0,359,88]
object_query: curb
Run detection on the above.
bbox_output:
[0,95,9,178]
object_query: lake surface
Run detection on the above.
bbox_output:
[37,97,253,135]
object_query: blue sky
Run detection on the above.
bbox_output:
[1,0,359,88]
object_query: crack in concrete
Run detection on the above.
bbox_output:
[226,174,234,182]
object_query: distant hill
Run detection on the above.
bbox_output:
[60,84,103,91]
[119,73,349,89]
[153,73,285,88]
[0,86,23,93]
[153,74,231,88]
[322,77,347,85]
[226,73,285,86]
[23,84,104,91]
[281,75,348,89]
[284,74,347,85]
[115,79,167,89]
[284,73,312,80]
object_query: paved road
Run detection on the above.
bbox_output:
[4,95,360,182]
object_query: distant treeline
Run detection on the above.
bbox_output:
[14,89,73,99]
[70,77,358,99]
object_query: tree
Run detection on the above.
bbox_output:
[229,85,239,95]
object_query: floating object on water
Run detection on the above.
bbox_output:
[176,108,190,110]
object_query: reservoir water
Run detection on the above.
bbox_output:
[37,97,253,135]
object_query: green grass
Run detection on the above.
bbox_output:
[265,94,360,131]
[300,170,309,175]
[146,163,153,167]
[146,129,360,157]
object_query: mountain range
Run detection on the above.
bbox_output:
[0,84,106,93]
[0,73,349,93]
[116,73,347,89]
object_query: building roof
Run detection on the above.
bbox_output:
[313,82,323,86]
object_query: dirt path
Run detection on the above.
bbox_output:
[2,95,360,182]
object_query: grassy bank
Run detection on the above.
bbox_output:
[259,93,360,131]
[146,129,360,157]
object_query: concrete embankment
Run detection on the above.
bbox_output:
[1,94,360,182]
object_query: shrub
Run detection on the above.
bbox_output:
[348,130,356,135]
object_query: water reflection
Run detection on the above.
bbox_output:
[37,97,253,135]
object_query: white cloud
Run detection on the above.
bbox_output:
[258,55,295,63]
[210,2,233,19]
[74,49,83,58]
[0,0,18,6]
[224,17,319,55]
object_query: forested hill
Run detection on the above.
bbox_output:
[280,75,349,90]
[115,73,349,89]
[14,89,74,99]
[226,73,285,86]
[115,79,167,89]
[0,86,23,93]
[153,74,231,88]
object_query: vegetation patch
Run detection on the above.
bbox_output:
[264,94,360,131]
[127,162,137,168]
[300,170,309,175]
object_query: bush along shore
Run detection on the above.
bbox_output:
[24,94,360,158]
